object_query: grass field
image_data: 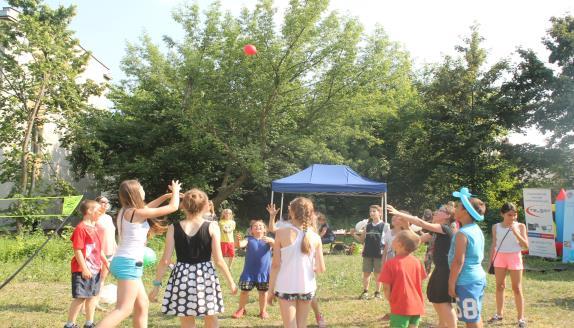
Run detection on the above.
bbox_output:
[1,239,574,327]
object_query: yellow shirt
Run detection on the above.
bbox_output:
[218,219,236,243]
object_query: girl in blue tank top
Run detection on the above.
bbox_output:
[231,220,275,319]
[448,187,487,327]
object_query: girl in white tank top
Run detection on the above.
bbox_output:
[268,197,326,328]
[487,202,529,327]
[494,222,522,253]
[97,179,181,328]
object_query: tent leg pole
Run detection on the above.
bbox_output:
[280,193,285,221]
[383,193,387,223]
[271,191,274,205]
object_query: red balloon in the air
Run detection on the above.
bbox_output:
[243,44,257,56]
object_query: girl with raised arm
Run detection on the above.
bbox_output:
[97,179,181,327]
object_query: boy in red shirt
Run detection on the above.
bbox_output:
[379,230,427,328]
[65,200,108,328]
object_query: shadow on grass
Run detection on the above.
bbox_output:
[509,256,574,281]
[0,302,59,313]
[536,296,574,311]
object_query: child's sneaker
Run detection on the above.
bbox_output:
[358,291,369,300]
[83,323,95,328]
[518,319,527,328]
[232,308,246,319]
[373,291,382,299]
[316,313,327,328]
[487,314,503,324]
[63,324,78,328]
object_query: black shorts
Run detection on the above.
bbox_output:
[239,280,269,291]
[426,265,454,303]
[71,272,101,299]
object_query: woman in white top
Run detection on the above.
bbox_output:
[96,179,181,328]
[94,196,116,310]
[487,203,529,327]
[268,197,326,328]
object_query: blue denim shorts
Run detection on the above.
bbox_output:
[110,256,143,280]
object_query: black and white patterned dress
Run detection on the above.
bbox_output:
[161,221,224,317]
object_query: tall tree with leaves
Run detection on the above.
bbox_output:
[0,0,102,198]
[380,26,525,221]
[498,15,574,185]
[66,0,414,208]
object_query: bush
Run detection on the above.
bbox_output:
[0,231,71,263]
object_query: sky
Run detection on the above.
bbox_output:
[3,0,573,144]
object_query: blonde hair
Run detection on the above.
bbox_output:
[289,197,315,255]
[394,230,421,254]
[182,188,209,215]
[219,208,233,221]
[118,180,167,236]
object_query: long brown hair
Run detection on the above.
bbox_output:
[289,197,315,255]
[118,180,167,237]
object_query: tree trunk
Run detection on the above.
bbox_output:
[211,171,249,208]
[20,74,48,194]
[29,126,39,193]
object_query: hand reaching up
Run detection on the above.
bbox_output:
[386,204,399,216]
[266,204,279,217]
[169,180,182,193]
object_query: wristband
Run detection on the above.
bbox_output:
[152,280,162,287]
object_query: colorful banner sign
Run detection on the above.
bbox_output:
[523,188,557,258]
[563,190,574,263]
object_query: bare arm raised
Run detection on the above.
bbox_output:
[129,180,181,222]
[267,203,279,233]
[386,205,446,234]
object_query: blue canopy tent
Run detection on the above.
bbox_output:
[271,164,388,222]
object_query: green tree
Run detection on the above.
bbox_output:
[379,26,525,223]
[65,0,414,209]
[0,0,102,196]
[497,15,574,185]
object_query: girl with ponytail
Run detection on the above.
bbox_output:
[267,197,326,328]
[97,179,181,327]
